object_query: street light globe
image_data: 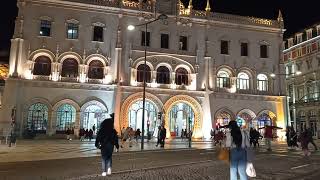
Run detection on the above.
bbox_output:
[295,71,302,75]
[270,73,276,78]
[127,25,135,31]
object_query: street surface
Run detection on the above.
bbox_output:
[0,139,319,180]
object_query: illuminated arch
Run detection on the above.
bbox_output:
[58,52,82,64]
[120,92,163,129]
[85,54,109,66]
[29,49,55,62]
[163,95,203,138]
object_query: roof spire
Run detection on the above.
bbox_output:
[277,9,284,28]
[205,0,211,12]
[188,0,193,10]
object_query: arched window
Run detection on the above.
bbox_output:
[27,103,48,133]
[175,68,188,85]
[137,64,151,83]
[217,70,230,88]
[257,74,268,91]
[56,104,76,133]
[237,72,250,90]
[88,60,104,79]
[33,56,51,76]
[61,58,78,78]
[156,66,170,84]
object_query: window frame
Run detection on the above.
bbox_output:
[240,42,248,56]
[39,20,52,37]
[221,40,229,55]
[260,44,268,58]
[141,31,151,47]
[161,33,169,49]
[66,23,79,39]
[93,26,104,42]
[179,36,188,51]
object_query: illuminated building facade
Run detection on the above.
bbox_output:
[0,0,286,139]
[283,23,320,138]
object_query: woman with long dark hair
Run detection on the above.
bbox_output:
[225,121,250,180]
[95,113,119,176]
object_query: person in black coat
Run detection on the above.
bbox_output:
[159,126,167,148]
[95,113,119,176]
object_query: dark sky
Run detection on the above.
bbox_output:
[1,0,320,61]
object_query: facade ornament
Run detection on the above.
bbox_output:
[83,48,86,59]
[277,10,284,28]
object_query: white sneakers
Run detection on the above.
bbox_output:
[107,168,112,175]
[101,172,107,176]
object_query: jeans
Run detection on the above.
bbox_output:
[265,138,272,150]
[101,156,112,172]
[230,148,247,180]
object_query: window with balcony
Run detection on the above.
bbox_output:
[257,74,268,91]
[237,72,250,90]
[161,33,169,49]
[175,68,188,85]
[260,45,268,58]
[241,43,248,56]
[216,70,230,88]
[39,20,51,37]
[221,40,229,55]
[136,64,151,83]
[67,23,79,39]
[179,36,188,51]
[141,31,150,46]
[93,26,103,42]
[61,58,78,78]
[156,66,170,84]
[88,60,104,79]
[33,56,51,76]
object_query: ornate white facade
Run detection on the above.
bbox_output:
[283,23,320,138]
[1,0,287,139]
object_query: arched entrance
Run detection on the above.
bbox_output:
[168,102,194,137]
[256,110,277,134]
[236,109,256,129]
[128,100,158,136]
[80,101,108,131]
[215,108,235,128]
[27,103,48,134]
[163,95,202,138]
[56,104,76,133]
[120,92,163,135]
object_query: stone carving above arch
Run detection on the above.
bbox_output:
[163,95,203,138]
[80,100,108,113]
[216,65,236,77]
[23,97,53,111]
[214,107,236,120]
[237,109,257,119]
[29,49,56,62]
[119,92,163,129]
[52,99,81,112]
[58,51,83,64]
[85,54,110,66]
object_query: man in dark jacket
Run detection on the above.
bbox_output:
[160,126,166,148]
[307,128,318,151]
[95,113,119,176]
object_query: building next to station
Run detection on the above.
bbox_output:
[283,23,320,138]
[0,0,287,139]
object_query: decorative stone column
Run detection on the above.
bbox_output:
[74,111,81,137]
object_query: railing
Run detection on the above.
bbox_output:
[60,77,78,83]
[33,75,50,81]
[88,78,104,84]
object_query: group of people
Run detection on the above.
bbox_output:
[180,129,192,140]
[78,128,94,141]
[119,127,140,148]
[286,126,318,156]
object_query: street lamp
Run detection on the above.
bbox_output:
[127,14,168,150]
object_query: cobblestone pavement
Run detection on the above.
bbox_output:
[1,143,320,180]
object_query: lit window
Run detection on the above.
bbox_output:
[257,74,268,91]
[67,23,79,39]
[39,20,51,36]
[137,64,151,83]
[216,70,230,88]
[237,72,250,90]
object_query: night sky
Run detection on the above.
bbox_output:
[0,0,320,62]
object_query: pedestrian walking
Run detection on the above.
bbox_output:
[225,121,251,180]
[159,126,166,148]
[88,129,93,141]
[92,124,96,134]
[135,128,141,142]
[289,127,299,149]
[299,130,311,156]
[156,126,161,147]
[79,128,85,141]
[8,131,17,147]
[306,128,318,151]
[85,129,89,140]
[128,128,134,147]
[181,129,185,141]
[95,113,119,176]
[120,127,130,148]
[66,128,71,140]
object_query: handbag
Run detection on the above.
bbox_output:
[217,148,230,164]
[246,162,256,177]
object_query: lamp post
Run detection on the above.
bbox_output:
[270,71,301,130]
[128,14,168,150]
